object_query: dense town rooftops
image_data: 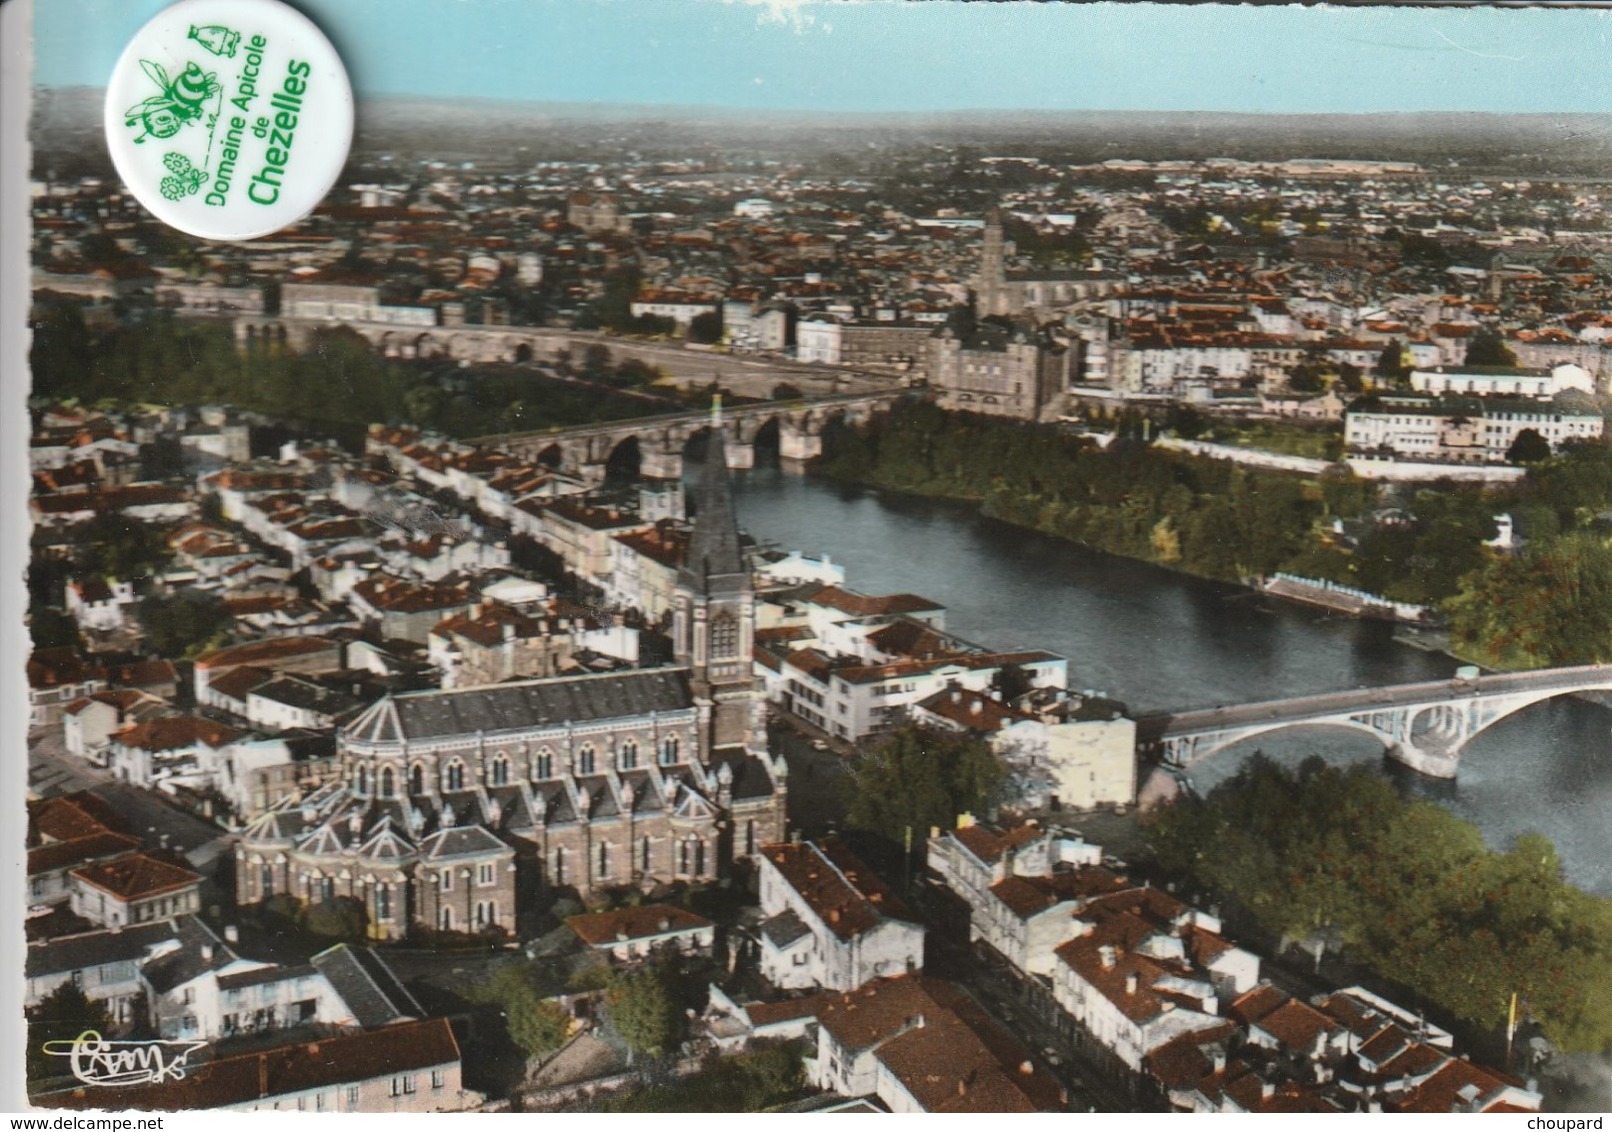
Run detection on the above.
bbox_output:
[195,636,340,672]
[27,647,104,690]
[30,792,131,843]
[763,837,913,942]
[799,585,943,618]
[70,851,202,901]
[811,976,1062,1113]
[566,903,714,947]
[28,831,142,876]
[111,716,241,752]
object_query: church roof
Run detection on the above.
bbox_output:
[419,825,509,860]
[345,668,696,743]
[678,422,747,597]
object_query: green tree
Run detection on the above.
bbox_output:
[688,311,723,345]
[1506,428,1552,465]
[28,606,81,650]
[844,725,1003,846]
[140,591,231,659]
[608,961,685,1059]
[1465,327,1519,367]
[771,382,804,401]
[483,964,572,1058]
[302,897,368,943]
[1374,339,1410,384]
[27,982,115,1084]
[1447,534,1612,667]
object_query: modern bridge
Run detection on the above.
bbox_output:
[462,390,906,483]
[1136,664,1612,779]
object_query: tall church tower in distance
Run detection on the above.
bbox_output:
[675,400,761,757]
[974,207,1010,317]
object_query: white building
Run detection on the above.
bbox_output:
[755,838,925,992]
[1409,361,1593,399]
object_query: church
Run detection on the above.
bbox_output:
[235,424,789,940]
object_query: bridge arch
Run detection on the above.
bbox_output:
[1156,670,1612,781]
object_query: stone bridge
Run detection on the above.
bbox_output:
[236,316,591,365]
[464,390,907,482]
[1136,664,1612,779]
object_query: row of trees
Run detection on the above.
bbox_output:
[1146,755,1612,1054]
[824,402,1612,666]
[823,400,1340,584]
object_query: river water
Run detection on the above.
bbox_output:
[723,463,1612,897]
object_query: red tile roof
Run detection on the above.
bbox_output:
[761,837,912,942]
[71,851,201,901]
[566,903,713,947]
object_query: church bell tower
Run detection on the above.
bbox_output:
[674,401,760,758]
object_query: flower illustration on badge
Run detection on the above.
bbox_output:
[123,59,221,144]
[160,152,207,200]
[188,24,242,58]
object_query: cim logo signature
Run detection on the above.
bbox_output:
[42,1031,208,1087]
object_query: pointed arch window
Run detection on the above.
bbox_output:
[357,766,369,795]
[659,735,680,766]
[444,760,465,792]
[620,739,638,770]
[491,755,509,786]
[577,744,596,776]
[379,767,395,798]
[535,750,553,779]
[409,764,424,796]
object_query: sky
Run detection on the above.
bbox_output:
[31,0,1612,115]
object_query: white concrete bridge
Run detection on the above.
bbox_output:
[1136,664,1612,778]
[464,390,906,482]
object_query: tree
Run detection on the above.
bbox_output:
[989,663,1034,706]
[302,897,368,943]
[687,311,723,345]
[844,725,1003,847]
[608,961,685,1059]
[487,965,572,1058]
[1506,428,1552,465]
[27,982,114,1084]
[140,591,231,659]
[1374,339,1410,385]
[1465,327,1518,368]
[771,382,804,401]
[28,606,81,650]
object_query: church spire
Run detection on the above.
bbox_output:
[680,402,746,595]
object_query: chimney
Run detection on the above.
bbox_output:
[1261,1081,1275,1102]
[201,943,214,961]
[1099,945,1116,969]
[658,917,671,932]
[1125,972,1139,996]
[1018,1060,1033,1076]
[224,925,239,944]
[970,700,983,715]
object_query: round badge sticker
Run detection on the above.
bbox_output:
[104,0,353,241]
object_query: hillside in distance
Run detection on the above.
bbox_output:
[32,87,1612,178]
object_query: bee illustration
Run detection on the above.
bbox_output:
[124,59,221,144]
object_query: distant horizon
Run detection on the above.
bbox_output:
[35,85,1612,124]
[32,1,1612,116]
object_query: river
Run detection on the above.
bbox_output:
[720,461,1612,897]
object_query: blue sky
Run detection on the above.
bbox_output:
[33,0,1612,114]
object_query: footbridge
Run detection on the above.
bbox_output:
[463,390,906,482]
[1136,664,1612,779]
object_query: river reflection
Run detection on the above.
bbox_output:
[722,461,1612,896]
